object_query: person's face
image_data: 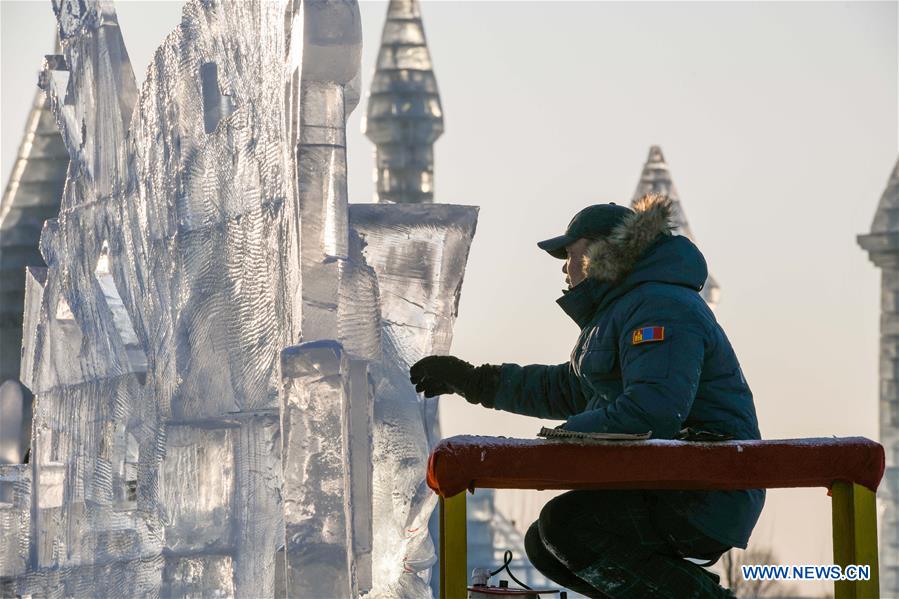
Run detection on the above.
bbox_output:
[562,238,591,289]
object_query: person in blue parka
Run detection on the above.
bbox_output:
[410,195,764,598]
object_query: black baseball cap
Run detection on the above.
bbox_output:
[537,203,634,259]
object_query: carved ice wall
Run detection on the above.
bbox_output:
[0,1,477,597]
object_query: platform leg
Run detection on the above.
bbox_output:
[440,492,467,599]
[832,481,879,599]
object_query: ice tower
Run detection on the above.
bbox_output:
[632,146,720,308]
[858,157,899,597]
[364,0,443,204]
[0,1,477,597]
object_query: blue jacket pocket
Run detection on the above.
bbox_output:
[577,348,618,378]
[621,342,671,381]
[577,349,622,405]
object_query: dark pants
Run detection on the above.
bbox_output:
[524,490,736,598]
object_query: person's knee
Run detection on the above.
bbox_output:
[537,491,601,555]
[537,491,585,539]
[525,519,611,598]
[524,520,547,566]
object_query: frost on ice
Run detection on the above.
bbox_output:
[0,0,477,597]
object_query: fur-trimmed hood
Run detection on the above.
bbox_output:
[584,194,676,284]
[557,194,708,328]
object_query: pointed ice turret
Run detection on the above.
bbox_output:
[858,156,899,597]
[861,159,899,239]
[632,146,720,308]
[364,0,444,204]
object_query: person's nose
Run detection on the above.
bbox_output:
[562,261,568,274]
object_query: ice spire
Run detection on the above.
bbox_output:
[863,159,899,237]
[632,146,720,308]
[364,0,444,204]
[858,156,899,597]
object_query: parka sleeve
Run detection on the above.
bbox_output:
[491,362,588,420]
[561,295,707,439]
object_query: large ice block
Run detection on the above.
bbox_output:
[0,465,31,578]
[160,555,235,597]
[15,556,164,598]
[349,203,479,361]
[347,358,375,593]
[280,341,356,597]
[233,413,284,594]
[160,425,236,554]
[350,203,478,598]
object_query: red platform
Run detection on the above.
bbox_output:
[427,435,885,498]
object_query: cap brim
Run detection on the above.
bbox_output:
[537,234,575,259]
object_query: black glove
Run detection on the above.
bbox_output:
[409,355,501,408]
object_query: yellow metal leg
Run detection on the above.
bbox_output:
[832,481,879,599]
[440,492,468,599]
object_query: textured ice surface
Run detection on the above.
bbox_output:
[7,0,477,596]
[160,555,235,598]
[0,465,31,579]
[10,0,296,595]
[350,204,479,362]
[350,203,478,598]
[161,426,236,554]
[280,341,357,597]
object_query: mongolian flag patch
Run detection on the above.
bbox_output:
[632,326,665,345]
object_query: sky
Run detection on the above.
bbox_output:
[2,1,897,596]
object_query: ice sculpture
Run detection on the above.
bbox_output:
[351,204,477,597]
[0,0,478,597]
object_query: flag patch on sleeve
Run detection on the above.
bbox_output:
[632,326,665,345]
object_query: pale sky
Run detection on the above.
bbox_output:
[2,1,897,596]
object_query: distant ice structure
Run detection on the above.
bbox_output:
[0,1,477,597]
[0,64,69,465]
[632,146,720,308]
[858,157,899,597]
[364,0,444,206]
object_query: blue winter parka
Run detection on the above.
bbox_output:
[492,199,764,549]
